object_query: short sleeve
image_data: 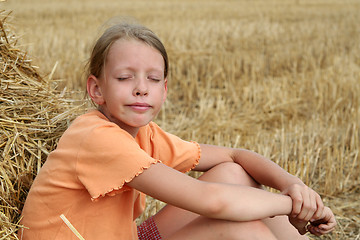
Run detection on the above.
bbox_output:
[76,124,160,201]
[136,122,201,173]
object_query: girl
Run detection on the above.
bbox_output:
[19,21,336,240]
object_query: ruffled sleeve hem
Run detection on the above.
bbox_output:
[183,141,201,173]
[90,159,162,202]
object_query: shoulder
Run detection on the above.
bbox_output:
[138,121,200,150]
[71,110,133,138]
[136,121,165,142]
[136,121,181,147]
[137,122,200,172]
[58,110,134,151]
[72,110,118,130]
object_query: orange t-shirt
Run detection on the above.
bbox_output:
[19,110,201,240]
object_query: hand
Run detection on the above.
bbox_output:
[282,183,324,222]
[307,207,337,236]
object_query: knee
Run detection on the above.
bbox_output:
[207,162,260,188]
[217,162,246,178]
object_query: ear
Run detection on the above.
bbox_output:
[87,75,105,105]
[162,78,168,103]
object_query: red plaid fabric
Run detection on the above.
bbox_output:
[137,216,162,240]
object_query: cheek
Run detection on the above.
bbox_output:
[104,90,124,108]
[108,84,127,98]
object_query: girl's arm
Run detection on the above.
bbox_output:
[127,162,293,221]
[194,144,302,190]
[128,162,336,234]
[194,144,326,222]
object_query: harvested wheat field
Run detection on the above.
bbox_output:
[1,0,360,239]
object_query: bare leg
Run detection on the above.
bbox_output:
[262,216,308,240]
[167,217,277,240]
[153,162,309,240]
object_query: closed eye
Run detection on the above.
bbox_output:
[117,76,132,81]
[150,78,161,82]
[148,76,162,82]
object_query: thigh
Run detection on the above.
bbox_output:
[262,216,309,240]
[166,217,277,240]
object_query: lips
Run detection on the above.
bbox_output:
[127,102,152,111]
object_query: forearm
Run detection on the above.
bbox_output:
[129,162,294,223]
[206,183,293,221]
[231,149,304,191]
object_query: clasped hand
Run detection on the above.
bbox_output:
[282,183,336,236]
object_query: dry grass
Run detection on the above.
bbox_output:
[1,0,360,239]
[0,11,86,239]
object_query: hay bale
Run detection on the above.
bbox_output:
[0,11,84,239]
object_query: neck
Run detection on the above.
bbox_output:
[98,108,139,138]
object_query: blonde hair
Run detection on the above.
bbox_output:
[86,21,169,80]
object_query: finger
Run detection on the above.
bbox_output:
[310,218,333,230]
[296,188,311,220]
[303,190,317,221]
[291,192,303,217]
[318,220,337,231]
[307,225,322,236]
[319,208,337,229]
[315,226,335,235]
[309,228,325,236]
[312,218,337,235]
[311,193,324,222]
[308,223,335,236]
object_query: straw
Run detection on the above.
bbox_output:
[1,1,360,238]
[60,214,85,240]
[0,11,85,239]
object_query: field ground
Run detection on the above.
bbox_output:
[2,0,360,239]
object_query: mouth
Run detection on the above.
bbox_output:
[127,102,152,111]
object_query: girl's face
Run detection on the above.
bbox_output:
[88,39,167,137]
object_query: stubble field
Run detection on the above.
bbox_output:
[1,0,360,239]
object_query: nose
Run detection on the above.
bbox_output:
[133,77,148,96]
